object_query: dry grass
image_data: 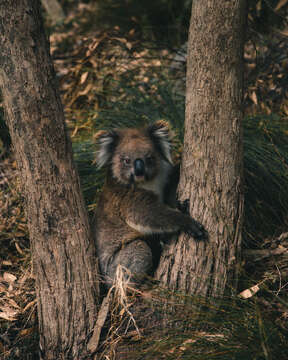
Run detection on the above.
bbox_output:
[1,2,288,359]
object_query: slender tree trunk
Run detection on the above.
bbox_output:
[156,0,246,297]
[0,1,99,358]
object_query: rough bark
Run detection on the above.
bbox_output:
[156,0,246,297]
[0,1,99,358]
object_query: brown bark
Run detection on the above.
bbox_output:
[156,0,246,297]
[0,1,99,358]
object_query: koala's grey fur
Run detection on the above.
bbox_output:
[93,121,204,287]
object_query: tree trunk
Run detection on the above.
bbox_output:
[156,0,246,297]
[0,1,99,358]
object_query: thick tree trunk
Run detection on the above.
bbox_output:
[0,1,99,358]
[156,0,246,297]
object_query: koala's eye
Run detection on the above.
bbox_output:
[122,157,131,166]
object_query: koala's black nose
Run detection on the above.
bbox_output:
[134,159,145,176]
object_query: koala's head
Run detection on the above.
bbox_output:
[94,120,173,185]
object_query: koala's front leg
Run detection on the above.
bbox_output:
[121,190,206,240]
[176,198,190,214]
[176,199,208,239]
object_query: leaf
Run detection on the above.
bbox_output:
[2,260,12,266]
[239,284,260,299]
[15,242,24,254]
[126,42,132,50]
[13,231,26,238]
[80,71,88,84]
[7,298,20,309]
[0,307,18,321]
[274,0,288,11]
[250,91,258,105]
[19,327,35,337]
[3,272,17,283]
[23,299,37,313]
[78,83,93,96]
[0,283,7,292]
[283,104,288,116]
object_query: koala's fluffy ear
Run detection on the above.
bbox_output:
[94,129,119,168]
[147,120,173,163]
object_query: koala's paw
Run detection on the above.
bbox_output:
[183,219,207,240]
[176,198,190,214]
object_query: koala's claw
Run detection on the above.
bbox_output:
[177,198,190,214]
[184,221,207,240]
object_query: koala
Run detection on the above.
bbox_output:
[93,120,205,287]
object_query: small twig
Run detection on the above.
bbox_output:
[275,264,282,296]
[87,290,112,354]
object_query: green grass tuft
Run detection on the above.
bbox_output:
[73,79,288,246]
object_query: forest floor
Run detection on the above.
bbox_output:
[1,2,288,359]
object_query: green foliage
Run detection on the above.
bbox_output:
[248,0,287,34]
[59,0,287,47]
[107,290,288,360]
[89,0,192,46]
[2,2,288,358]
[244,114,288,245]
[1,328,39,360]
[94,80,185,138]
[72,140,104,210]
[73,77,288,247]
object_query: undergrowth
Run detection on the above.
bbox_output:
[96,284,288,360]
[1,1,288,359]
[72,77,288,247]
[69,52,288,360]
